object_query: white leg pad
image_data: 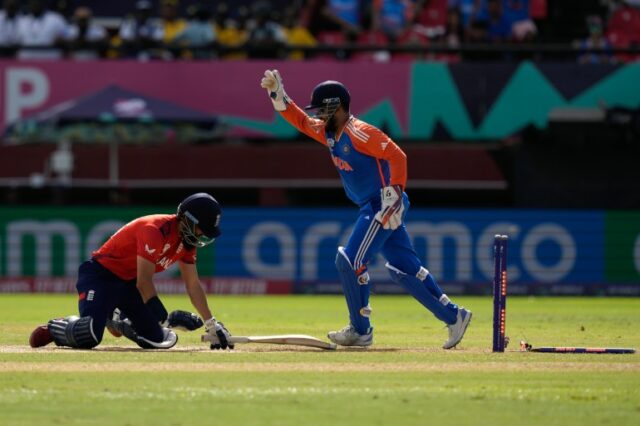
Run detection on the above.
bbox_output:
[439,294,451,306]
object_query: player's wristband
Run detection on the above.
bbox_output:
[146,296,168,324]
[270,93,289,111]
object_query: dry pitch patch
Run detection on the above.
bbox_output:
[2,361,638,373]
[1,344,638,373]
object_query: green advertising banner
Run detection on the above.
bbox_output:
[1,207,639,294]
[0,207,215,278]
[606,211,640,282]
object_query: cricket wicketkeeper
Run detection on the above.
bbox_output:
[29,193,233,350]
[260,70,472,348]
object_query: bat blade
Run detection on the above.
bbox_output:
[530,347,636,354]
[201,334,337,350]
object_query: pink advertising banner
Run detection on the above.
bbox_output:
[0,277,293,294]
[0,60,412,134]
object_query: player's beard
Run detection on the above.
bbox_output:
[178,229,196,250]
[325,115,338,133]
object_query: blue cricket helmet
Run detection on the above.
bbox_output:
[177,193,222,247]
[304,80,350,120]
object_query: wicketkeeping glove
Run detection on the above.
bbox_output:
[204,318,234,350]
[374,185,404,230]
[260,69,288,111]
[167,310,204,331]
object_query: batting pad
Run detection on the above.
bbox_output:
[335,247,371,335]
[386,263,457,325]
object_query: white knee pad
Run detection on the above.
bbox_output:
[439,294,452,306]
[416,267,429,281]
[359,304,372,318]
[357,270,370,285]
[337,246,369,285]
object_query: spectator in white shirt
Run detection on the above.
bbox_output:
[172,4,216,59]
[0,0,22,55]
[65,6,107,59]
[17,0,68,59]
[119,0,164,59]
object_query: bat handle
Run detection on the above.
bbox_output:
[201,335,248,344]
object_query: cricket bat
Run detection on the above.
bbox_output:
[201,334,337,350]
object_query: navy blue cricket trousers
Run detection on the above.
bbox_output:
[76,259,164,344]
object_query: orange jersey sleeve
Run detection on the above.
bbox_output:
[345,120,407,189]
[279,101,328,146]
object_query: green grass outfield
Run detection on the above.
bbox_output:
[0,294,638,426]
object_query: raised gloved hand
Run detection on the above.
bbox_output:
[374,185,404,230]
[204,318,234,350]
[260,69,288,111]
[167,310,204,331]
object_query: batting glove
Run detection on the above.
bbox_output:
[167,310,204,331]
[204,318,234,350]
[261,69,288,111]
[374,185,404,230]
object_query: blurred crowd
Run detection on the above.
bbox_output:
[0,0,638,62]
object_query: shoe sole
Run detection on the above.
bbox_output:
[331,342,372,347]
[327,333,373,347]
[29,325,54,348]
[443,311,472,349]
[106,325,123,338]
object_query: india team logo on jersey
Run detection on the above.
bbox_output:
[327,138,335,148]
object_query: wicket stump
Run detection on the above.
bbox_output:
[493,234,508,352]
